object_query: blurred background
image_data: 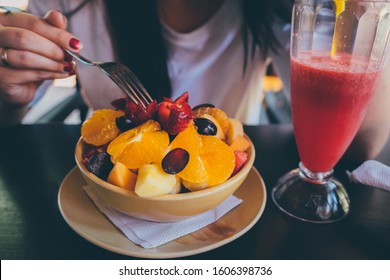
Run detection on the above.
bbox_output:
[1,0,291,125]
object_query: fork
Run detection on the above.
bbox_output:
[64,50,154,109]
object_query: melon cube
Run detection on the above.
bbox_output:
[107,162,137,191]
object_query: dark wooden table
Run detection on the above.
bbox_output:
[1,124,389,260]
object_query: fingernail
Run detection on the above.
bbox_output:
[69,38,81,50]
[56,9,67,22]
[64,63,74,73]
[64,52,73,62]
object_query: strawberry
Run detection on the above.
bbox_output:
[157,92,193,135]
[231,150,248,176]
[167,103,193,135]
[126,99,157,125]
[157,100,172,130]
[111,97,158,126]
[146,100,158,119]
[174,91,189,105]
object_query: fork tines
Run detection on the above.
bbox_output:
[113,66,153,109]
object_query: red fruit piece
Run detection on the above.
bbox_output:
[146,100,158,118]
[111,97,158,126]
[167,103,193,135]
[231,151,248,176]
[125,99,158,126]
[162,148,190,174]
[174,91,189,105]
[157,100,171,130]
[157,92,193,135]
[82,144,98,165]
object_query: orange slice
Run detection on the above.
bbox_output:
[169,124,235,188]
[193,107,230,135]
[81,109,124,146]
[107,120,160,158]
[200,135,235,186]
[169,124,208,183]
[107,120,168,169]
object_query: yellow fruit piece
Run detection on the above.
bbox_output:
[169,124,208,184]
[107,162,137,191]
[181,179,208,192]
[107,120,169,169]
[230,135,251,152]
[170,178,183,194]
[193,107,230,135]
[200,135,235,186]
[226,118,244,145]
[135,163,180,197]
[81,109,124,146]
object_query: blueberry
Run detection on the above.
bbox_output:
[194,117,218,136]
[86,152,113,180]
[116,116,136,132]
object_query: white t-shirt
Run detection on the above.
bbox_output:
[28,0,290,125]
[164,0,269,124]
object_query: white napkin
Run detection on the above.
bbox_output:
[82,185,242,248]
[347,160,390,191]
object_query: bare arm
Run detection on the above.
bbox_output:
[345,57,390,162]
[0,9,82,125]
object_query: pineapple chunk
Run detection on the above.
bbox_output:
[135,163,180,197]
[182,179,209,192]
[230,135,251,152]
[107,162,137,191]
[226,118,244,145]
[170,178,182,194]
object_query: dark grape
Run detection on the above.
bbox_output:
[86,152,113,180]
[162,148,190,175]
[194,117,217,136]
[192,103,215,111]
[116,116,136,132]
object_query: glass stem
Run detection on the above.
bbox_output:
[298,162,333,184]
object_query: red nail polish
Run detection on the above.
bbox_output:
[69,38,81,50]
[64,52,73,62]
[64,63,74,73]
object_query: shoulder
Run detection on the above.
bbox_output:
[27,0,96,16]
[27,0,62,16]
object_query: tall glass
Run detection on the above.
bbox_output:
[272,0,390,223]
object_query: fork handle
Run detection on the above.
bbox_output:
[64,49,95,66]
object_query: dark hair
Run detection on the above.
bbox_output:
[102,0,293,102]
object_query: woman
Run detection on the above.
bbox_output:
[0,0,292,123]
[0,0,389,161]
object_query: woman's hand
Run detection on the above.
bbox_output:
[0,9,82,109]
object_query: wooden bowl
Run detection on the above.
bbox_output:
[75,136,255,222]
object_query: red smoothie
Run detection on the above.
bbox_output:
[290,54,379,172]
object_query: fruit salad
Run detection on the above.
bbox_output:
[80,92,252,197]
